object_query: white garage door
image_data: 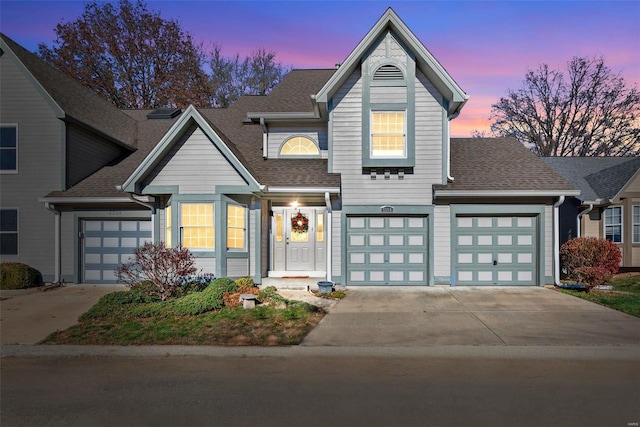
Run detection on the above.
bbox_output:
[82,220,152,284]
[346,215,428,286]
[454,216,538,285]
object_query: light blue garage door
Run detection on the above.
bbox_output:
[454,216,538,285]
[82,220,152,284]
[346,215,428,286]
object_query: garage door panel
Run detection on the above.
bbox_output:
[82,220,152,284]
[454,216,537,286]
[346,216,428,286]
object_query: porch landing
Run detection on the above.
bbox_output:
[260,277,329,290]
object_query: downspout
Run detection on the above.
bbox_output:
[553,196,565,286]
[127,193,156,241]
[324,191,332,283]
[576,203,593,238]
[260,118,268,160]
[446,112,460,182]
[44,202,61,284]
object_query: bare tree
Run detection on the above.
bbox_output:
[489,56,640,156]
[208,47,288,108]
[38,0,210,109]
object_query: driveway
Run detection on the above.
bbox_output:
[1,284,124,344]
[301,286,640,346]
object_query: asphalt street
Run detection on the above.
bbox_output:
[2,348,639,427]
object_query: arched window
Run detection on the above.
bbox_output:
[279,136,320,156]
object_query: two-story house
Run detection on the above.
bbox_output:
[1,8,579,287]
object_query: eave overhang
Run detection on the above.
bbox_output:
[434,190,581,199]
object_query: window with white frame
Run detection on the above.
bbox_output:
[165,204,172,248]
[0,209,18,255]
[180,203,214,250]
[604,206,622,243]
[371,111,406,158]
[633,205,640,243]
[227,204,246,250]
[0,125,17,172]
[280,136,320,156]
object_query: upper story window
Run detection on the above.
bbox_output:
[180,203,215,250]
[604,206,622,243]
[280,136,320,157]
[0,125,17,173]
[0,209,18,255]
[371,111,406,158]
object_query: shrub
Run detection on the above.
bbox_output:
[235,276,255,288]
[560,237,621,291]
[80,288,155,320]
[0,262,43,290]
[115,242,197,301]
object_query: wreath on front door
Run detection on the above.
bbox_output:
[291,212,309,234]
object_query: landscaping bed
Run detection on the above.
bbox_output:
[41,281,326,346]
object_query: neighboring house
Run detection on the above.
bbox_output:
[543,157,640,271]
[0,8,579,287]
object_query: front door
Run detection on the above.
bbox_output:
[272,208,326,273]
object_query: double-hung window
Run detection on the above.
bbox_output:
[371,111,406,158]
[180,203,214,250]
[0,209,18,255]
[0,125,17,173]
[604,206,622,243]
[227,204,247,250]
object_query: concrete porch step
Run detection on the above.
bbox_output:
[260,277,327,290]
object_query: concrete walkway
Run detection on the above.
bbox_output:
[301,286,640,346]
[1,284,125,344]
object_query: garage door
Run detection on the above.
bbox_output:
[454,216,537,285]
[82,219,152,284]
[346,215,428,285]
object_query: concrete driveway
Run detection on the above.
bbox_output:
[301,286,640,346]
[1,284,124,344]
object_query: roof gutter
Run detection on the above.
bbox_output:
[260,118,268,160]
[264,186,341,194]
[434,190,581,198]
[39,196,143,204]
[446,111,460,182]
[324,192,333,283]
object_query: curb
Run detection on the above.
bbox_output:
[2,344,639,360]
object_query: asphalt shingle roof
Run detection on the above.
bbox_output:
[1,33,138,148]
[542,157,640,202]
[434,138,576,193]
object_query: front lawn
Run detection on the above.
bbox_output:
[559,274,640,318]
[41,282,325,345]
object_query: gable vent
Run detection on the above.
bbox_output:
[373,65,403,80]
[147,108,182,120]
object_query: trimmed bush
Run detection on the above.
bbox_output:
[235,276,255,288]
[560,237,621,291]
[0,262,43,290]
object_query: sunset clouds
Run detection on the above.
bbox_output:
[2,1,637,136]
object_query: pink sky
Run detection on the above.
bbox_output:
[1,1,638,137]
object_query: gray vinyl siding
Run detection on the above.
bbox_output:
[433,205,451,279]
[143,125,247,194]
[249,206,256,277]
[545,204,553,281]
[227,258,249,277]
[60,209,75,282]
[331,68,443,206]
[268,123,328,158]
[0,50,64,280]
[66,124,125,187]
[331,210,342,283]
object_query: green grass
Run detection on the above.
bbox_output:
[560,274,640,318]
[41,286,326,346]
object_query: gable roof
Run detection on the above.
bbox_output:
[315,8,468,116]
[0,33,137,149]
[434,138,578,197]
[542,157,640,204]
